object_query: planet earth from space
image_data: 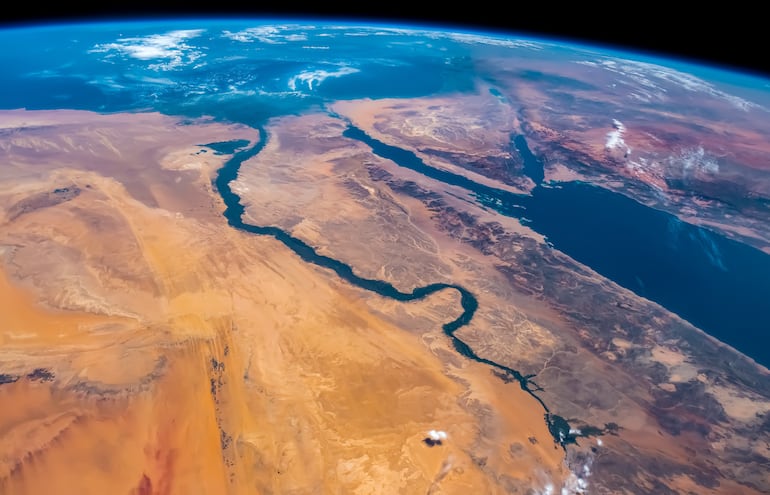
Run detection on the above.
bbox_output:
[0,19,769,495]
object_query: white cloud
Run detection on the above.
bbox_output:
[287,66,359,91]
[441,32,545,49]
[671,146,720,175]
[605,119,632,156]
[579,57,760,111]
[222,25,308,44]
[90,29,205,70]
[348,25,546,49]
[532,451,593,495]
[427,429,448,441]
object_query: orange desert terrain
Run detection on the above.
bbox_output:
[0,109,568,494]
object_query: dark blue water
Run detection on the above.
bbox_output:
[315,56,476,99]
[344,125,770,368]
[523,184,770,362]
[513,134,544,186]
[202,139,251,155]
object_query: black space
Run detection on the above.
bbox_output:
[0,4,767,79]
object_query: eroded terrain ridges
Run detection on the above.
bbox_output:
[217,129,581,446]
[229,98,769,494]
[478,54,770,254]
[0,109,569,494]
[340,118,770,368]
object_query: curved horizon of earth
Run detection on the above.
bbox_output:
[0,19,769,495]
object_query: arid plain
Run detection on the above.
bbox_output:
[1,76,770,494]
[236,88,770,494]
[0,109,571,495]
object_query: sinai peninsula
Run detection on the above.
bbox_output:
[0,21,769,495]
